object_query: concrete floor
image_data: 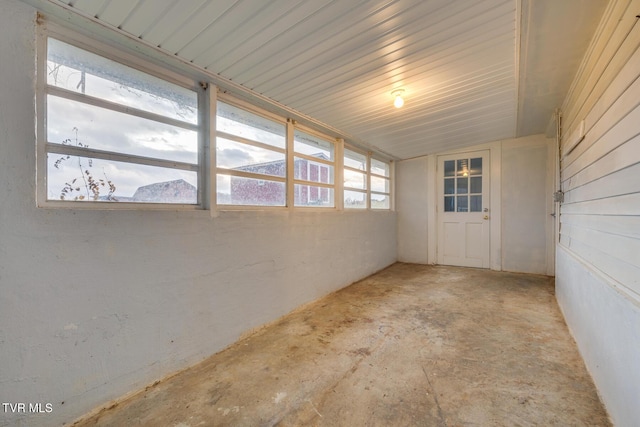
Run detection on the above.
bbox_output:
[74,263,610,426]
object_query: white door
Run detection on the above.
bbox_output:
[437,151,490,268]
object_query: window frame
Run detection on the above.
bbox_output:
[36,24,206,210]
[343,145,369,210]
[369,157,393,210]
[215,94,289,210]
[291,125,338,209]
[35,24,393,213]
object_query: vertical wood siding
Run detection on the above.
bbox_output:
[560,0,640,300]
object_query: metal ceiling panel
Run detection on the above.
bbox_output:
[32,0,608,159]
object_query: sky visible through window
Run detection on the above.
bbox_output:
[46,38,198,202]
[45,39,390,207]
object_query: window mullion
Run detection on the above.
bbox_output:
[286,119,295,209]
[218,168,286,183]
[217,131,286,154]
[335,138,344,210]
[367,153,372,209]
[206,83,217,213]
[292,152,335,167]
[293,179,334,189]
[46,143,198,172]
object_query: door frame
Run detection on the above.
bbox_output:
[426,141,502,270]
[436,150,491,268]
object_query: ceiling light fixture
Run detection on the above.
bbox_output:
[391,89,405,108]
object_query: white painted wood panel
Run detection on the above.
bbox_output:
[119,0,175,38]
[563,66,640,176]
[562,0,637,132]
[562,99,640,180]
[179,0,277,62]
[204,0,334,71]
[561,214,640,239]
[142,0,208,47]
[191,0,294,68]
[561,224,640,272]
[580,38,640,140]
[559,0,640,304]
[564,160,640,204]
[162,1,236,55]
[67,0,109,17]
[563,136,640,196]
[97,0,141,28]
[561,192,640,216]
[560,0,622,118]
[257,0,509,97]
[564,16,640,135]
[559,236,640,299]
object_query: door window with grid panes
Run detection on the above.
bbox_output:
[443,157,483,212]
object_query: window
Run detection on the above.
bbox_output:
[41,37,200,205]
[443,157,482,212]
[370,158,391,209]
[343,148,367,209]
[38,30,391,211]
[293,129,335,207]
[216,101,286,206]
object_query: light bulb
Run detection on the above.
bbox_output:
[391,89,405,108]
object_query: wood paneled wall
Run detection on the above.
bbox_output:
[560,0,640,301]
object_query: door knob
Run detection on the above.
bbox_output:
[484,215,489,220]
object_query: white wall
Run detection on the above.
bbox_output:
[556,0,640,424]
[0,1,396,426]
[501,135,555,275]
[396,157,429,263]
[396,136,552,275]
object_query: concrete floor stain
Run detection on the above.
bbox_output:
[73,263,611,426]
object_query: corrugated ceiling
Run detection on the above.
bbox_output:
[22,0,607,159]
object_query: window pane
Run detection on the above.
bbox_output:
[344,149,367,171]
[444,160,455,177]
[344,169,366,190]
[470,157,482,175]
[457,159,469,177]
[48,95,198,164]
[457,177,468,194]
[444,196,454,212]
[371,159,390,177]
[344,190,367,209]
[47,38,197,124]
[294,130,334,160]
[217,174,285,206]
[216,138,285,178]
[294,157,334,184]
[294,184,334,207]
[470,176,482,194]
[217,102,285,149]
[371,176,389,193]
[457,195,468,212]
[47,154,197,203]
[371,194,390,209]
[444,178,454,194]
[470,195,482,212]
